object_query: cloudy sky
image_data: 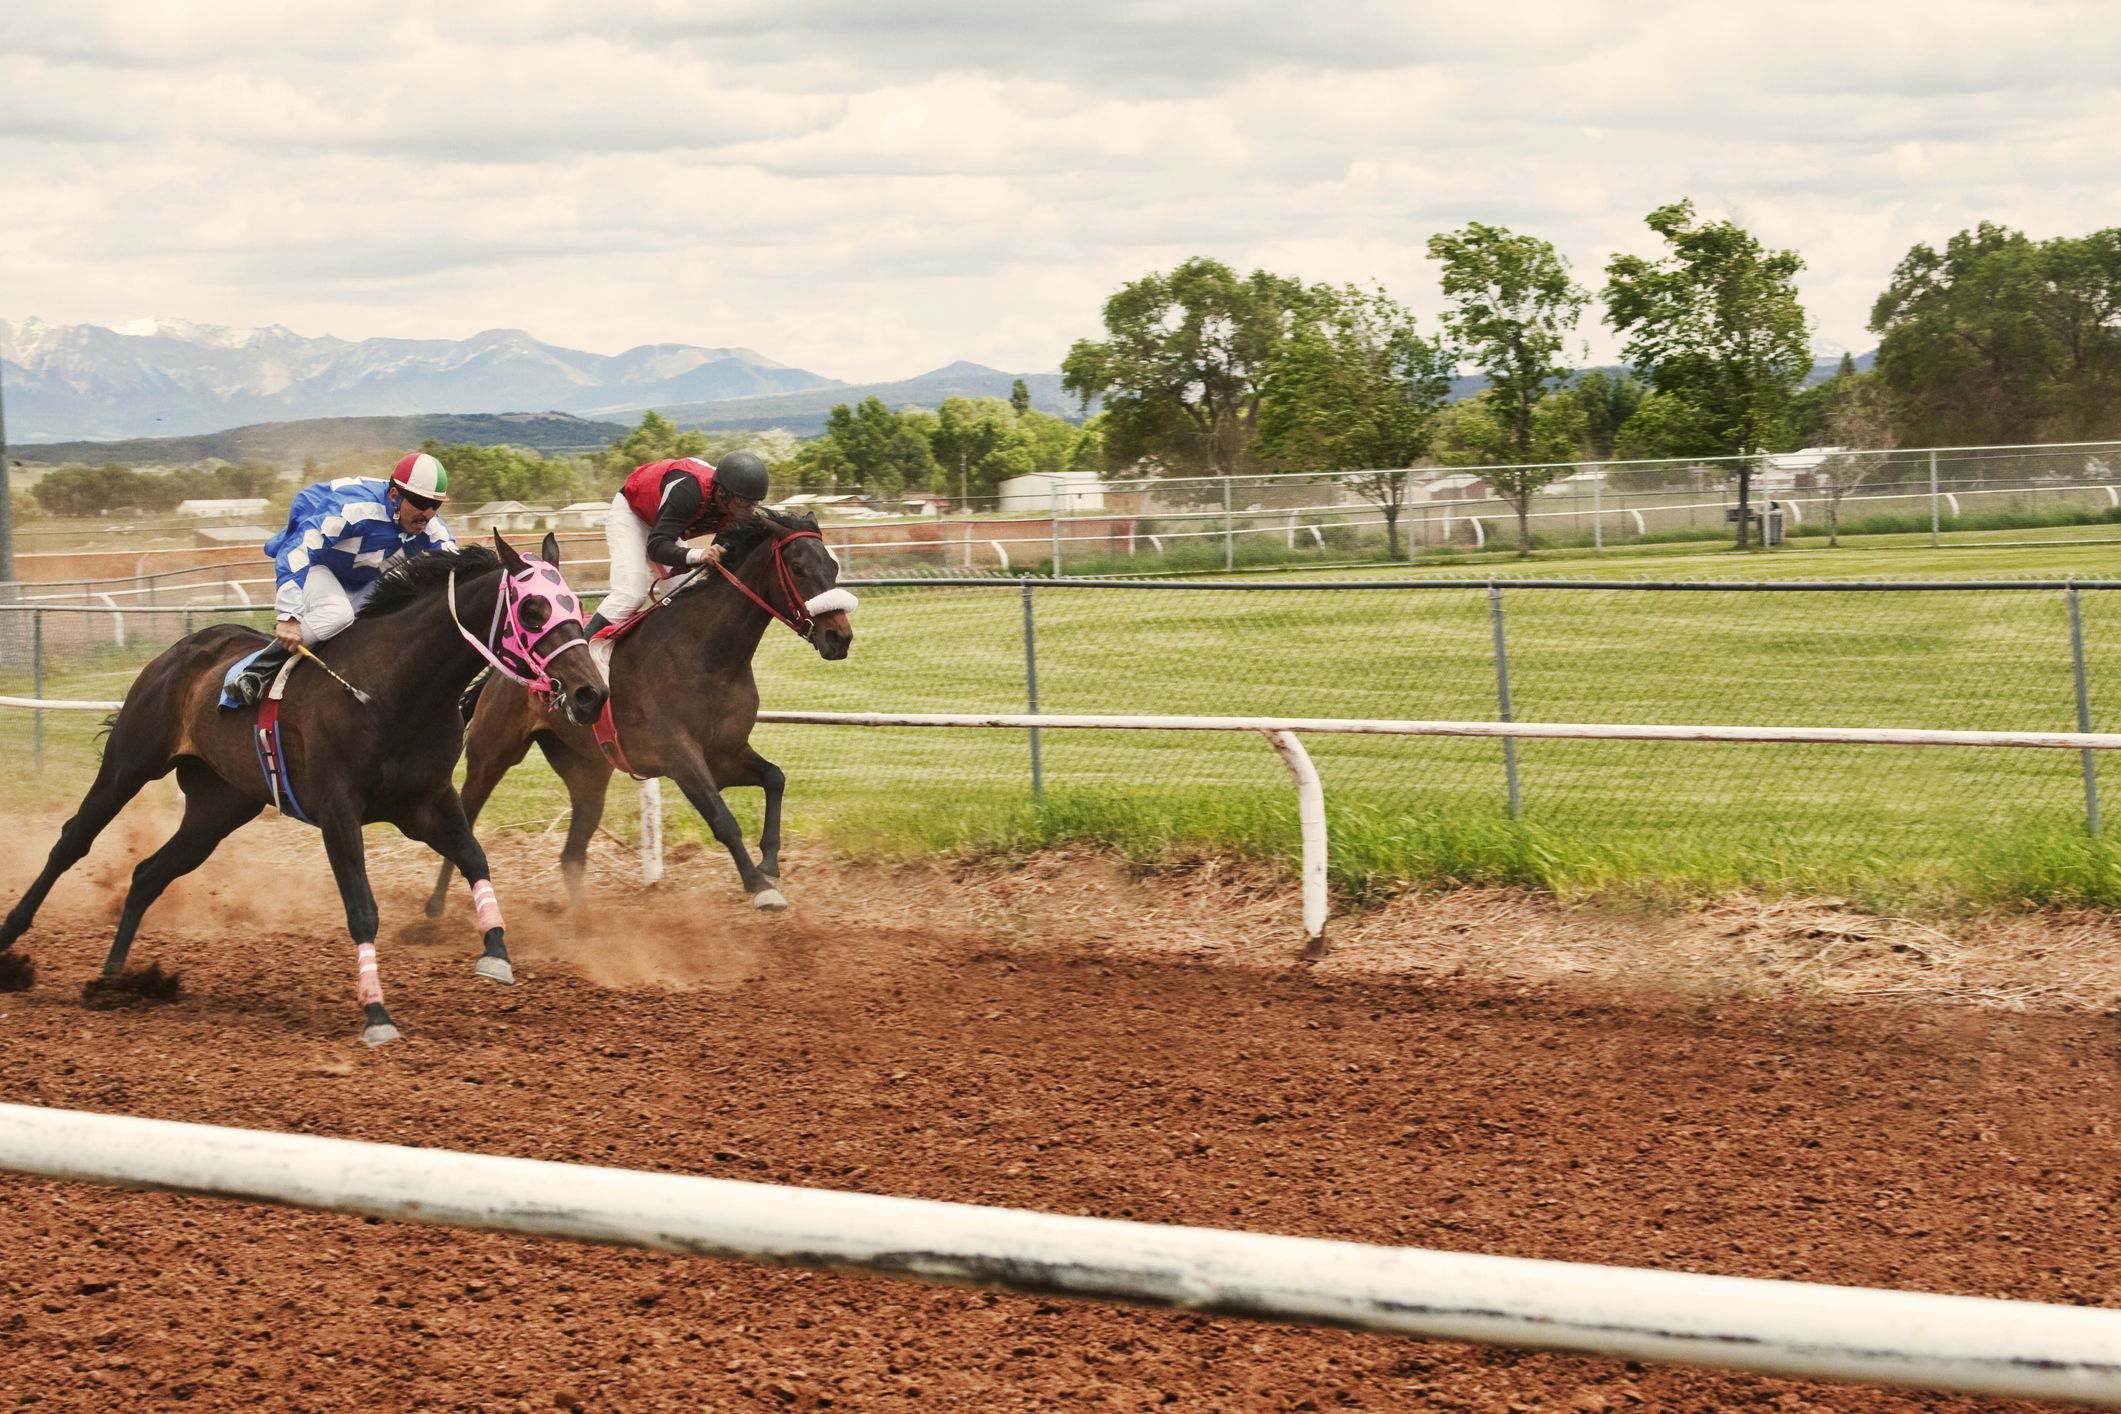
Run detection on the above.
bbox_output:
[3,0,2117,383]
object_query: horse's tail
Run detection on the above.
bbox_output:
[458,669,492,724]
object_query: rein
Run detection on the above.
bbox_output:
[711,529,827,640]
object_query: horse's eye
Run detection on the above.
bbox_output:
[520,600,548,627]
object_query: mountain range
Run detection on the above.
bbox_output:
[0,317,844,442]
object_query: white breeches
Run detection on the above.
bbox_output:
[291,568,376,645]
[600,492,658,622]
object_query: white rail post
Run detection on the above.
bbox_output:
[31,609,43,767]
[96,592,125,647]
[1930,448,1941,547]
[639,778,664,885]
[1264,730,1328,958]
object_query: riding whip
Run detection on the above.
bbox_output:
[294,643,375,707]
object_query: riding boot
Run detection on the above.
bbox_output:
[230,643,293,707]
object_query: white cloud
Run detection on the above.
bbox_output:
[4,0,2120,383]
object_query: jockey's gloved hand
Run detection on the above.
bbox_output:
[686,545,725,567]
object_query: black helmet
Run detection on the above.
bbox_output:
[715,451,770,502]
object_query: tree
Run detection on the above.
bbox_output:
[595,409,710,483]
[1568,369,1647,460]
[1432,393,1588,555]
[421,441,588,507]
[1817,373,1897,546]
[1009,379,1032,417]
[30,463,147,516]
[1255,285,1452,558]
[1869,223,2121,445]
[1062,257,1313,478]
[1427,223,1588,464]
[797,397,940,499]
[1604,200,1811,547]
[933,397,1008,505]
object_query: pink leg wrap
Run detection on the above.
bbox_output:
[354,941,384,1008]
[470,879,504,934]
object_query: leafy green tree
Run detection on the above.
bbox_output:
[1568,369,1647,460]
[933,397,1008,505]
[421,441,588,507]
[1062,256,1313,478]
[1427,223,1588,466]
[30,463,147,516]
[796,397,940,499]
[1256,285,1452,558]
[594,409,711,483]
[1009,379,1032,417]
[1869,223,2121,445]
[1603,200,1811,546]
[1432,393,1588,555]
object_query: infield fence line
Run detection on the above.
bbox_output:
[9,692,2121,953]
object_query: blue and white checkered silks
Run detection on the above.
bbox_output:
[264,477,456,639]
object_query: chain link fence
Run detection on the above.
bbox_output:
[6,575,2121,899]
[797,440,2121,574]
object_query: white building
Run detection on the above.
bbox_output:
[175,497,270,518]
[997,471,1104,513]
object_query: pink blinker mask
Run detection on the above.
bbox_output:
[448,556,593,693]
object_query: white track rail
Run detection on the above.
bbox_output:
[2,1103,2118,1405]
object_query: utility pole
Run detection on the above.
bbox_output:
[0,355,14,584]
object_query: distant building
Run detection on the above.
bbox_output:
[551,501,612,530]
[1412,473,1493,503]
[463,500,553,532]
[997,471,1104,513]
[193,524,274,549]
[175,497,270,518]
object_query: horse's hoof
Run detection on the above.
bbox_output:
[475,955,516,986]
[360,1022,402,1048]
[423,896,447,920]
[752,887,789,911]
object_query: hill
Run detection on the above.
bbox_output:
[9,411,631,467]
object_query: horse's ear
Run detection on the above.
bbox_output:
[541,531,562,565]
[494,530,527,574]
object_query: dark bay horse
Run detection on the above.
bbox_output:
[0,533,609,1046]
[427,509,854,919]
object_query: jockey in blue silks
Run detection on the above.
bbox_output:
[228,452,456,706]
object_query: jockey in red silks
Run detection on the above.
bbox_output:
[587,450,770,636]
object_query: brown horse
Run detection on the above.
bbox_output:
[0,533,609,1046]
[427,509,854,919]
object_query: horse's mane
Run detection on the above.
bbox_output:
[720,506,820,560]
[357,544,502,620]
[672,508,822,602]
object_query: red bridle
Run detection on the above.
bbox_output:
[712,529,829,639]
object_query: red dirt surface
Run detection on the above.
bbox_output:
[2,820,2119,1411]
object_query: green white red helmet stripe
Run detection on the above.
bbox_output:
[390,452,449,502]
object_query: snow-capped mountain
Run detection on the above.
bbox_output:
[0,318,842,442]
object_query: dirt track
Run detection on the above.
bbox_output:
[3,816,2120,1411]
